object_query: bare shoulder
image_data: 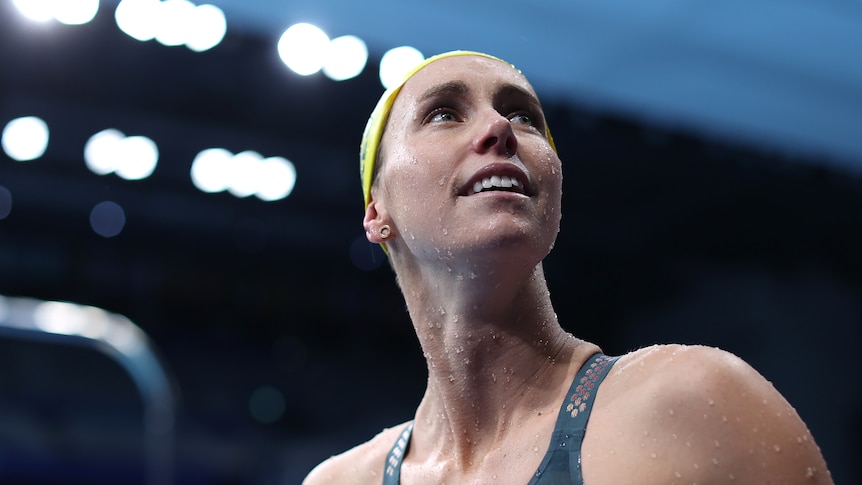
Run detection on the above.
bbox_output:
[303,422,411,485]
[584,344,833,484]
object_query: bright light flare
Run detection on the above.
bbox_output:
[12,0,54,22]
[278,23,330,76]
[13,0,99,25]
[155,0,196,47]
[115,0,161,41]
[115,0,226,51]
[191,148,296,201]
[84,129,159,180]
[379,46,425,89]
[186,4,227,52]
[54,0,99,25]
[323,35,368,81]
[2,116,50,162]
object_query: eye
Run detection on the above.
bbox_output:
[424,107,461,124]
[509,112,534,126]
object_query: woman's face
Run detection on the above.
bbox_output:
[372,55,563,264]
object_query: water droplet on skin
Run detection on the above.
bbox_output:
[712,458,719,466]
[668,408,675,416]
[674,471,682,478]
[714,440,721,448]
[729,473,735,480]
[708,398,715,406]
[773,444,781,452]
[650,453,657,459]
[806,467,816,478]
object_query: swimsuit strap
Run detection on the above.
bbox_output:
[382,421,414,485]
[529,353,620,485]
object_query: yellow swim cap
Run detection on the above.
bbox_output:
[359,50,556,209]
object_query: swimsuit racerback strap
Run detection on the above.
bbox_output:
[382,421,414,485]
[529,353,619,485]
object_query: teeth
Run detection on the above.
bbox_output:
[471,175,523,194]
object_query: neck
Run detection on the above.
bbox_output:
[395,258,594,467]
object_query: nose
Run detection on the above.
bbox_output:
[472,113,518,157]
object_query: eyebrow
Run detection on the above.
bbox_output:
[494,83,541,107]
[417,80,541,108]
[416,80,471,104]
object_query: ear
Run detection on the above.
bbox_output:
[363,200,394,244]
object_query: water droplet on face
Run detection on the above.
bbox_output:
[650,452,657,459]
[773,444,781,453]
[708,398,715,406]
[668,408,675,416]
[806,467,816,478]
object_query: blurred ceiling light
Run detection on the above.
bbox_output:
[12,0,56,22]
[191,148,296,202]
[154,0,196,47]
[2,116,50,162]
[278,22,330,76]
[379,46,424,89]
[13,0,99,25]
[84,129,159,180]
[115,0,160,41]
[115,0,226,51]
[90,200,126,238]
[186,4,227,52]
[322,35,368,81]
[53,0,99,25]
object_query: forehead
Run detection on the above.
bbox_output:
[394,55,537,110]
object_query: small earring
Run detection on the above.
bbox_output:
[379,225,391,239]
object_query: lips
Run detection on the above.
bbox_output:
[460,164,531,197]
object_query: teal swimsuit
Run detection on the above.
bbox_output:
[382,353,619,485]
